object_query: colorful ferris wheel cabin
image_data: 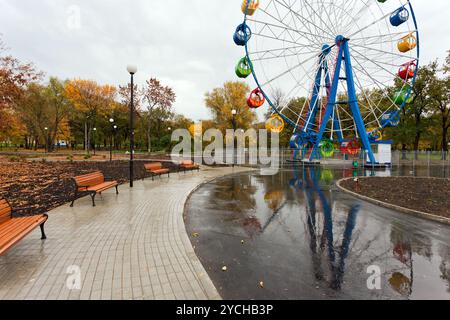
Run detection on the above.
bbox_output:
[247,88,265,109]
[390,7,410,26]
[241,0,260,16]
[233,23,252,46]
[398,61,416,80]
[398,33,417,53]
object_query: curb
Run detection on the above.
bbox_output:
[336,177,450,226]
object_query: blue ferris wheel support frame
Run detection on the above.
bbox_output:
[310,36,377,164]
[301,46,344,153]
[240,1,420,165]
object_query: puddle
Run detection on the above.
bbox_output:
[185,167,450,300]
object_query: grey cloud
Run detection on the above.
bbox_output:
[1,0,448,122]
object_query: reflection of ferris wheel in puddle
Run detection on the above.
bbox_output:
[233,0,419,164]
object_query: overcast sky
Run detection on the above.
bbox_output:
[1,0,449,121]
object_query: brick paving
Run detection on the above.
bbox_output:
[0,167,250,300]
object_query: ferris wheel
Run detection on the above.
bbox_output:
[233,0,419,164]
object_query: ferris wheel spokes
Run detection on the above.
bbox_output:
[234,0,419,164]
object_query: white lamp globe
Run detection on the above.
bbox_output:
[127,65,138,75]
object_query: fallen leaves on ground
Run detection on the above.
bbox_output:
[341,177,450,218]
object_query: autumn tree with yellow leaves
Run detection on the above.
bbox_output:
[205,81,256,132]
[65,79,117,153]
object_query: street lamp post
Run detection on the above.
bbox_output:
[127,65,138,188]
[44,127,49,153]
[109,119,115,162]
[231,110,237,167]
[93,127,97,156]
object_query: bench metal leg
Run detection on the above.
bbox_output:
[90,193,97,207]
[70,190,78,207]
[115,186,119,194]
[40,217,48,240]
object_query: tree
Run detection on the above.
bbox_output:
[407,64,436,151]
[429,55,450,154]
[0,36,42,135]
[205,81,256,131]
[45,78,72,151]
[15,83,49,149]
[118,83,141,111]
[142,78,176,153]
[65,79,117,153]
[0,108,25,147]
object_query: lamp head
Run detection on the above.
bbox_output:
[127,65,138,75]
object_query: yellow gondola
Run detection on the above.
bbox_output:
[241,0,260,16]
[368,127,383,141]
[397,33,417,53]
[265,114,285,133]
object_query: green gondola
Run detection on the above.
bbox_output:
[235,57,252,78]
[319,139,335,158]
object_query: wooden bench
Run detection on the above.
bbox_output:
[71,171,119,207]
[0,197,48,256]
[179,160,200,173]
[144,163,170,181]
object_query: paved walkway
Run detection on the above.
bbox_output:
[0,167,250,300]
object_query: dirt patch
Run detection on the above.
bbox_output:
[340,177,450,218]
[0,157,179,214]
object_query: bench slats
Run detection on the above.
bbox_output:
[0,216,48,256]
[71,171,119,207]
[0,217,36,238]
[145,163,164,171]
[87,182,118,193]
[74,172,105,188]
[0,199,12,224]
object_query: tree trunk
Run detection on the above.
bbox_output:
[413,134,420,160]
[85,122,88,154]
[34,136,39,151]
[147,118,152,154]
[442,122,448,160]
[401,144,408,160]
[87,124,91,155]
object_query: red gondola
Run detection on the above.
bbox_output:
[398,60,416,80]
[340,139,360,156]
[247,88,265,108]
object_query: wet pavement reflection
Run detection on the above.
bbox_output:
[185,167,450,300]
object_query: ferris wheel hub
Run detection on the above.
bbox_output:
[335,35,347,45]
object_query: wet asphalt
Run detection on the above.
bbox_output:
[185,167,450,300]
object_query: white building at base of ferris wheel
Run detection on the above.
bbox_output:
[366,141,393,166]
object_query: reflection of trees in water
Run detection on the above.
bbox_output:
[208,168,449,297]
[388,224,434,297]
[211,175,258,214]
[209,174,289,238]
[389,226,413,297]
